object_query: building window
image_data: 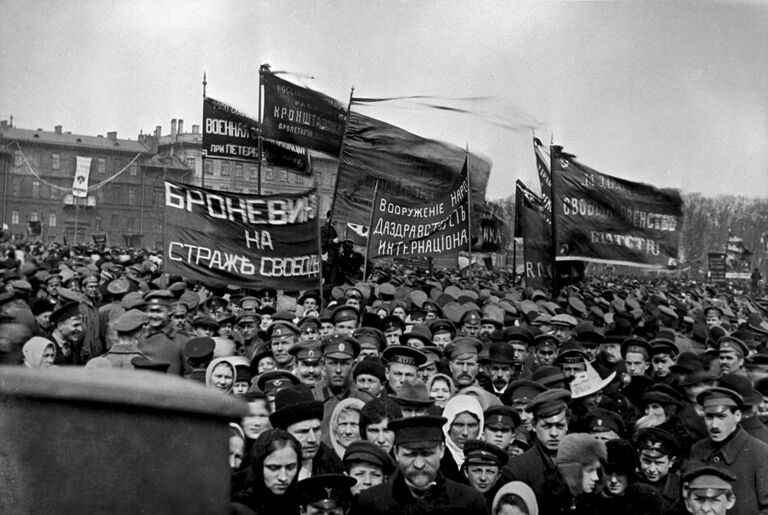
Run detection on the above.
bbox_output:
[11,177,20,196]
[52,153,61,170]
[129,162,138,176]
[265,168,274,181]
[249,166,258,180]
[13,151,23,169]
[29,211,39,222]
[294,173,303,184]
[97,158,106,174]
[48,212,57,227]
[221,162,230,176]
[11,211,19,224]
[128,188,137,205]
[127,217,135,232]
[93,216,102,231]
[32,180,40,198]
[153,191,163,207]
[111,214,119,228]
[205,161,213,175]
[280,171,288,183]
[235,163,243,179]
[186,157,195,171]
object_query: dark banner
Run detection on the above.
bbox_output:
[163,181,320,289]
[517,181,552,290]
[333,110,491,227]
[368,159,469,258]
[474,204,508,252]
[553,152,683,268]
[708,252,727,283]
[262,138,311,175]
[533,138,552,224]
[261,71,347,155]
[91,233,107,246]
[202,97,259,161]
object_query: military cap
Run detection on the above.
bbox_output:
[192,315,220,330]
[460,309,482,326]
[422,300,442,317]
[240,296,259,310]
[682,465,736,492]
[80,274,99,286]
[9,279,31,293]
[717,335,748,358]
[551,313,578,328]
[271,310,295,323]
[268,321,301,341]
[381,315,405,334]
[331,305,360,325]
[289,340,322,362]
[257,370,301,395]
[696,386,744,411]
[649,337,679,357]
[529,312,552,326]
[585,407,625,437]
[574,322,604,344]
[343,441,395,475]
[318,309,333,323]
[554,346,589,365]
[533,333,559,350]
[143,289,174,305]
[463,439,509,468]
[636,427,680,458]
[658,305,678,320]
[444,336,483,361]
[428,318,456,338]
[382,345,427,367]
[106,277,130,295]
[702,304,724,318]
[568,296,587,317]
[212,312,233,326]
[483,405,520,430]
[718,373,762,406]
[113,309,148,333]
[502,380,547,406]
[353,357,387,382]
[269,384,324,429]
[184,336,216,360]
[236,313,260,325]
[258,305,276,317]
[344,286,364,301]
[621,337,652,360]
[399,325,432,347]
[298,315,322,331]
[541,301,561,316]
[295,474,356,510]
[320,334,361,359]
[130,356,171,372]
[525,388,571,419]
[388,415,446,449]
[50,301,81,326]
[122,291,146,310]
[503,326,534,346]
[353,327,386,351]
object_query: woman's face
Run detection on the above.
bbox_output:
[263,445,298,495]
[602,471,628,496]
[242,400,271,439]
[393,307,406,320]
[335,410,360,449]
[41,345,55,367]
[430,380,451,405]
[496,504,528,515]
[211,363,234,392]
[448,411,480,449]
[229,435,245,470]
[644,402,668,423]
[581,459,601,493]
[258,357,276,374]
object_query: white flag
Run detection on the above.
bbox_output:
[73,156,92,198]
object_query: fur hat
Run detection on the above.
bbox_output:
[269,384,324,430]
[556,433,607,466]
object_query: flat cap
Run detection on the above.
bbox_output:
[388,415,446,449]
[444,336,483,360]
[50,301,81,326]
[343,440,395,475]
[107,277,130,295]
[551,313,578,328]
[143,289,174,305]
[696,386,744,411]
[526,388,571,419]
[621,337,651,360]
[463,439,509,467]
[717,335,748,358]
[113,309,148,333]
[682,465,736,492]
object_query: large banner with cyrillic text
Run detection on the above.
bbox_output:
[202,97,259,161]
[163,181,319,289]
[553,153,683,268]
[368,159,469,258]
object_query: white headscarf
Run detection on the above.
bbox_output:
[492,481,539,515]
[441,394,484,471]
[22,337,55,369]
[328,397,365,459]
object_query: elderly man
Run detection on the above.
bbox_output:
[446,336,484,389]
[350,415,487,515]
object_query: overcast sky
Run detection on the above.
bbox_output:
[2,0,767,200]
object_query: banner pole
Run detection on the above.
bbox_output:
[512,237,518,286]
[202,71,207,189]
[550,143,562,296]
[73,198,79,246]
[328,85,355,236]
[362,179,379,282]
[465,147,473,284]
[316,184,324,310]
[258,65,270,196]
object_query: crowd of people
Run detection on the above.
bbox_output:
[2,240,768,515]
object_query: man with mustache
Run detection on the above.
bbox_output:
[446,337,483,389]
[688,386,768,515]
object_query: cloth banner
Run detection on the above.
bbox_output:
[708,252,727,283]
[553,151,684,268]
[73,156,92,198]
[262,138,311,175]
[202,96,259,161]
[368,158,469,259]
[516,181,551,290]
[474,204,508,252]
[533,138,552,224]
[163,181,320,289]
[333,109,490,227]
[261,71,347,155]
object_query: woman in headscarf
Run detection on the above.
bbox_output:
[492,481,539,515]
[205,357,236,394]
[329,397,365,460]
[440,394,484,483]
[22,336,56,368]
[427,373,455,409]
[233,428,301,515]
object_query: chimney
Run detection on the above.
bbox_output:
[155,125,162,138]
[178,119,184,134]
[170,119,177,136]
[107,131,117,141]
[192,124,200,134]
[54,125,62,134]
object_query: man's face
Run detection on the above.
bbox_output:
[639,452,675,484]
[465,462,500,494]
[36,311,53,332]
[684,490,735,515]
[287,418,322,460]
[59,315,84,341]
[581,460,601,493]
[490,363,514,391]
[300,325,319,342]
[600,343,622,363]
[484,425,513,450]
[334,320,357,335]
[348,462,385,496]
[401,406,429,418]
[704,407,742,442]
[560,362,586,378]
[170,309,188,330]
[272,336,297,366]
[83,280,99,299]
[238,320,259,341]
[395,443,444,490]
[194,326,214,337]
[432,332,452,349]
[296,358,323,385]
[384,329,401,347]
[260,294,276,309]
[45,278,61,296]
[480,323,497,337]
[386,363,418,394]
[359,347,379,360]
[323,356,354,388]
[365,418,395,453]
[535,346,556,366]
[705,310,722,329]
[218,322,233,337]
[533,410,568,452]
[302,298,318,312]
[405,337,426,350]
[510,342,528,362]
[232,381,249,396]
[652,353,675,378]
[345,297,361,311]
[718,351,743,375]
[581,343,599,361]
[146,304,170,329]
[553,325,573,343]
[449,355,479,387]
[355,374,384,398]
[419,362,438,383]
[320,321,335,337]
[462,321,480,337]
[624,352,649,376]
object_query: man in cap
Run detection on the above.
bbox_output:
[688,386,768,514]
[99,276,129,350]
[269,321,301,371]
[718,373,768,444]
[353,327,385,359]
[428,318,455,349]
[459,310,482,337]
[332,306,360,335]
[483,405,520,457]
[584,407,625,442]
[649,334,680,383]
[343,441,395,496]
[257,287,277,310]
[681,465,736,515]
[343,287,365,312]
[389,379,435,418]
[353,357,387,399]
[381,315,405,347]
[299,290,321,313]
[291,340,325,388]
[533,333,559,368]
[236,312,262,355]
[551,313,578,344]
[501,380,547,433]
[504,388,572,505]
[621,337,652,377]
[78,273,104,361]
[299,316,322,342]
[296,473,356,515]
[48,301,85,365]
[445,336,484,389]
[635,427,682,512]
[338,239,365,284]
[704,305,724,330]
[717,335,749,376]
[381,345,427,396]
[351,415,487,515]
[484,340,521,396]
[137,290,190,376]
[183,336,216,382]
[418,346,442,384]
[101,309,150,368]
[462,439,510,509]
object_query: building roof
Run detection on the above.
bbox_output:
[0,126,150,153]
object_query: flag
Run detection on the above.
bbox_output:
[367,157,469,259]
[516,180,552,289]
[553,149,684,268]
[474,203,508,252]
[262,138,312,175]
[73,156,92,198]
[332,109,490,227]
[202,97,259,161]
[533,137,552,224]
[261,71,347,155]
[345,223,369,247]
